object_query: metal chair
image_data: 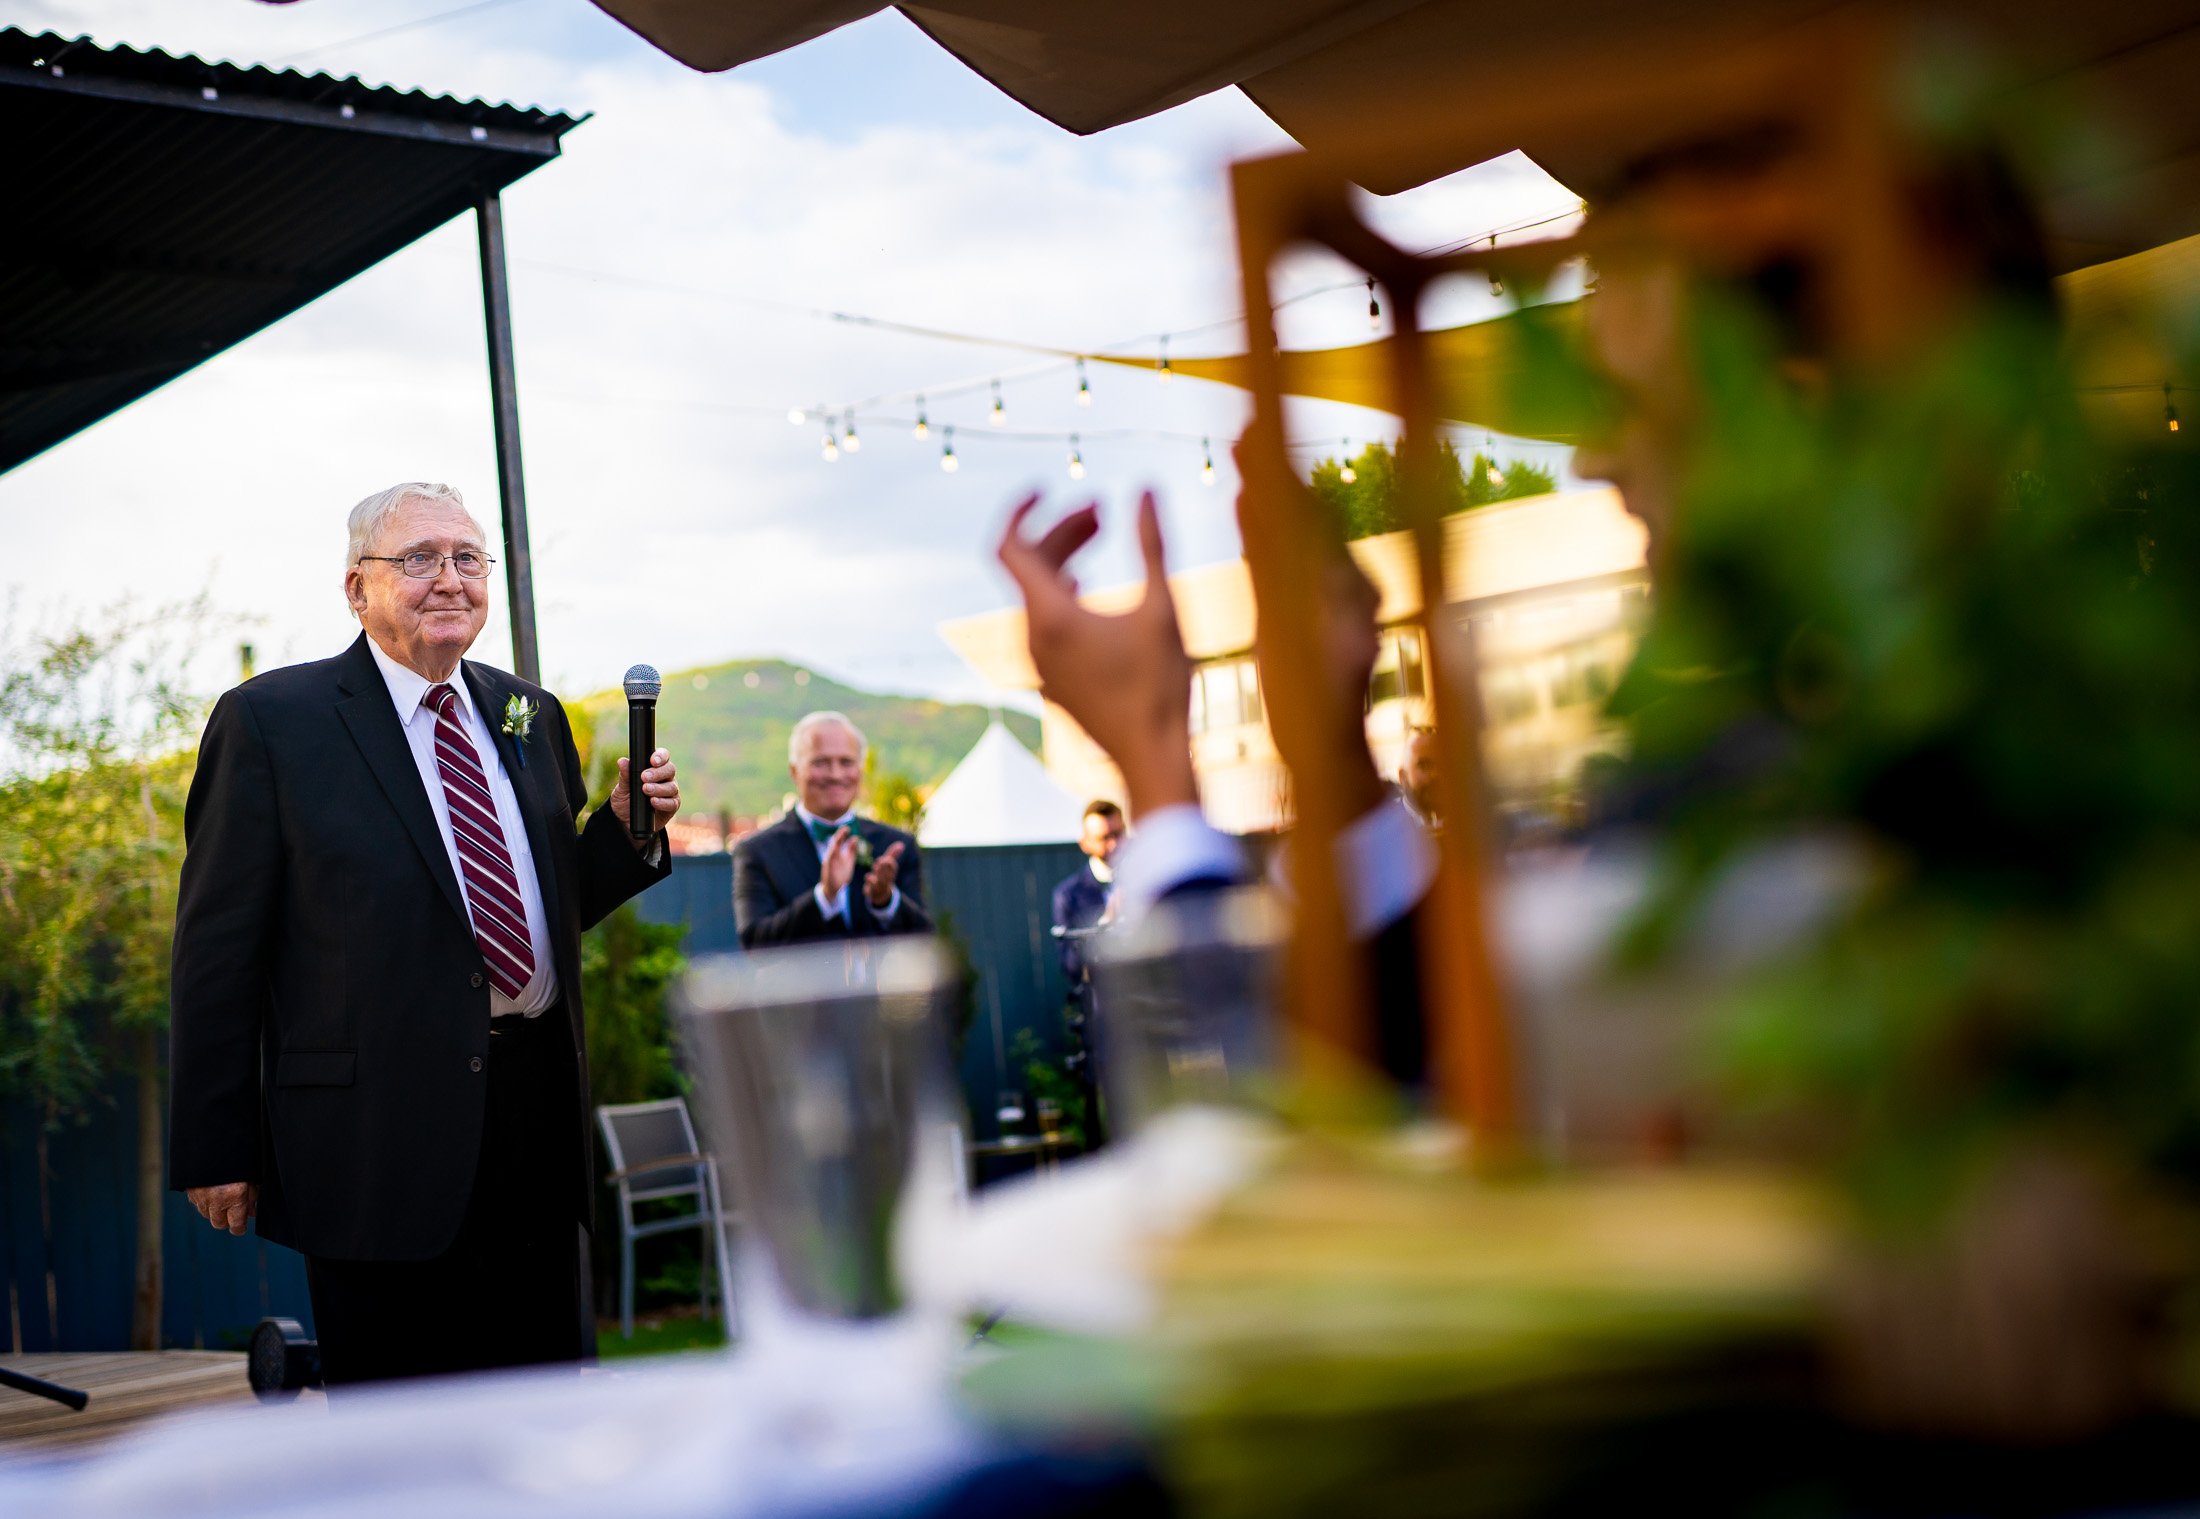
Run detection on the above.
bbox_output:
[595,1097,736,1341]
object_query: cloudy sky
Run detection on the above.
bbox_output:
[5,0,1580,707]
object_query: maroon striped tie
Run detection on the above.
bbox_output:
[426,684,536,999]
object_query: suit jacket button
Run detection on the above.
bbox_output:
[470,972,484,988]
[469,1056,484,1073]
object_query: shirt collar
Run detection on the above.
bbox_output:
[1087,856,1115,885]
[793,802,856,832]
[366,636,472,730]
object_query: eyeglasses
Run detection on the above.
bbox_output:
[357,550,496,580]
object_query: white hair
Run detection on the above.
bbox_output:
[343,482,484,616]
[789,710,865,766]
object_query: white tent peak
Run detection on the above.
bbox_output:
[919,721,1083,847]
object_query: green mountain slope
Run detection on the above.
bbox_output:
[571,659,1039,819]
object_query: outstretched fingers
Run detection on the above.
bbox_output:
[998,496,1101,596]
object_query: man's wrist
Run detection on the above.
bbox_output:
[1117,726,1199,821]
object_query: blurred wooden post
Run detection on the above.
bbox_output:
[1230,156,1370,1076]
[1228,153,1517,1138]
[1382,246,1518,1142]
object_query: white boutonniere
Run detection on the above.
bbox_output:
[501,695,536,766]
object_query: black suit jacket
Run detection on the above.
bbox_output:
[732,811,932,948]
[1052,864,1110,989]
[167,634,669,1261]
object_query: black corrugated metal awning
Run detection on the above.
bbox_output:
[1,28,586,475]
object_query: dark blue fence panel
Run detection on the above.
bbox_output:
[925,843,1087,1141]
[0,1080,311,1352]
[633,853,737,953]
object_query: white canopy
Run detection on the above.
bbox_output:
[918,721,1084,847]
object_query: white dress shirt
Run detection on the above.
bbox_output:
[792,803,902,924]
[367,638,558,1016]
[1112,796,1434,939]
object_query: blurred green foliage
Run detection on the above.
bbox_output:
[0,603,214,1121]
[1011,1026,1090,1151]
[863,750,927,834]
[580,901,687,1113]
[1309,439,1556,540]
[1603,281,2200,1229]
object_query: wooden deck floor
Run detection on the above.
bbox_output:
[0,1353,318,1458]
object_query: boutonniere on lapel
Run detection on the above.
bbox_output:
[501,694,536,768]
[850,829,874,871]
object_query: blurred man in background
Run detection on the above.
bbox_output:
[1053,799,1125,995]
[1398,727,1441,831]
[734,710,931,946]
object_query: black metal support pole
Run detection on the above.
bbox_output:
[476,189,541,685]
[0,1363,89,1411]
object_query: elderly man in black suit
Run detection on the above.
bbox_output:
[733,711,932,947]
[168,481,681,1388]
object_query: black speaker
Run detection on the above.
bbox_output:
[248,1316,322,1399]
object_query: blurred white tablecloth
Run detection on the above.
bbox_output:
[0,1318,981,1519]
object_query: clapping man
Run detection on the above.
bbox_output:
[169,482,680,1387]
[733,711,932,947]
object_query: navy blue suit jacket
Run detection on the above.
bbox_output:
[1051,864,1111,989]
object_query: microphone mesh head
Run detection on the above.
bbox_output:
[622,663,662,699]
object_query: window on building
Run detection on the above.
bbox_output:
[1367,627,1428,709]
[1187,655,1264,734]
[1201,660,1245,731]
[1238,659,1264,727]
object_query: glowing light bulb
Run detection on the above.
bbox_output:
[820,431,839,462]
[787,407,807,425]
[913,396,929,439]
[2168,384,2181,433]
[1201,438,1216,487]
[1488,235,1504,297]
[940,426,959,473]
[1157,336,1172,383]
[842,412,860,453]
[990,380,1006,426]
[1339,440,1357,486]
[1067,436,1085,480]
[1077,358,1092,406]
[1367,277,1381,332]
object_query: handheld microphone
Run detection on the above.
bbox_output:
[622,663,661,842]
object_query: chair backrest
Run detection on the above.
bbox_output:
[596,1097,707,1199]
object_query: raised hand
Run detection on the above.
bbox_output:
[995,491,1197,818]
[1234,422,1387,815]
[865,840,904,909]
[820,826,859,899]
